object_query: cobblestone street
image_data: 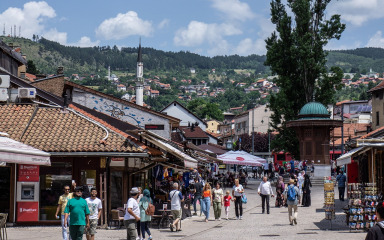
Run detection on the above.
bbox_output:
[7,179,367,240]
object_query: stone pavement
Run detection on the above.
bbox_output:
[7,179,367,240]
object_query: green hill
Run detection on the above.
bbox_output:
[2,36,384,76]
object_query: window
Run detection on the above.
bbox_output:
[377,111,380,126]
[380,92,383,100]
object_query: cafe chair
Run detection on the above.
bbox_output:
[0,213,8,240]
[109,209,124,229]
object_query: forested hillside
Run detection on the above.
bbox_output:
[2,36,384,76]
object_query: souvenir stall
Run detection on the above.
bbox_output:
[323,176,335,225]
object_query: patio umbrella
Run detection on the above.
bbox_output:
[217,150,266,166]
[0,133,51,166]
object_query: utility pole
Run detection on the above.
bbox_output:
[341,103,344,155]
[252,107,254,155]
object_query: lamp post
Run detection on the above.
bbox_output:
[252,107,255,155]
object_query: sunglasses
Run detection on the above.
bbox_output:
[64,189,70,191]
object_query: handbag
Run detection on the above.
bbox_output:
[241,194,247,204]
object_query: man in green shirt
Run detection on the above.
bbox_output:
[64,186,90,240]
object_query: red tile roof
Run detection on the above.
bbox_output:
[360,126,384,139]
[0,104,143,153]
[368,80,384,93]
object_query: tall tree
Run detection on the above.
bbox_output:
[265,0,345,157]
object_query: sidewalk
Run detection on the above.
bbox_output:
[7,179,367,239]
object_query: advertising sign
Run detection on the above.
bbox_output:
[17,202,39,222]
[18,164,39,182]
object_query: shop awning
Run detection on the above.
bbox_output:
[141,134,197,169]
[336,146,369,166]
[217,150,265,166]
[0,135,51,166]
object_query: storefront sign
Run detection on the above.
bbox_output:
[18,164,39,182]
[17,202,39,222]
[145,124,164,130]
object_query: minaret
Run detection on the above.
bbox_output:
[108,66,111,80]
[135,40,144,106]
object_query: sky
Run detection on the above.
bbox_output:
[0,0,384,57]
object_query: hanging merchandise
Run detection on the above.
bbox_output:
[347,183,378,231]
[163,167,169,178]
[324,177,335,221]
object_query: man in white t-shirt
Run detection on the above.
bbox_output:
[124,187,140,240]
[169,183,184,232]
[85,188,102,240]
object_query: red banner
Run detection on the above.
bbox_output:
[17,202,39,222]
[18,165,39,182]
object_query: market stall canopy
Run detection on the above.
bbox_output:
[217,150,266,166]
[336,146,369,166]
[0,133,51,166]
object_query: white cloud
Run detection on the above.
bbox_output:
[174,21,241,47]
[233,38,266,55]
[328,0,384,26]
[70,36,100,47]
[0,1,56,38]
[366,31,384,48]
[43,28,67,44]
[96,11,153,40]
[158,19,170,29]
[210,0,254,22]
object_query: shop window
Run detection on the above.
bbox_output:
[40,161,72,221]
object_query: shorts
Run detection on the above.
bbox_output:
[85,219,98,235]
[171,209,182,220]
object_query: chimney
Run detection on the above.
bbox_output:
[57,66,64,75]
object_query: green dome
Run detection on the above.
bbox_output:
[298,102,330,119]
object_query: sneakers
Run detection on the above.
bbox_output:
[226,217,229,220]
[148,237,153,240]
[236,216,239,220]
[240,216,243,220]
[193,212,197,216]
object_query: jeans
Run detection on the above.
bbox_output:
[69,225,85,240]
[201,197,211,220]
[193,195,202,215]
[288,204,298,223]
[124,219,137,240]
[234,196,243,217]
[213,201,222,219]
[261,194,270,213]
[140,221,151,239]
[338,187,345,201]
[61,215,71,240]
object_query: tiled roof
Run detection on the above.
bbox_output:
[179,126,209,139]
[0,104,143,153]
[197,144,227,155]
[368,80,384,93]
[360,126,384,139]
[332,123,369,138]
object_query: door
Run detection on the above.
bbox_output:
[0,167,11,219]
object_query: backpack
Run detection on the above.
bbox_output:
[145,202,155,216]
[287,186,296,201]
[242,194,247,204]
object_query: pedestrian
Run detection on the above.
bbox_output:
[365,201,384,240]
[283,179,300,225]
[64,186,90,240]
[136,187,143,240]
[191,177,203,216]
[55,185,73,240]
[336,171,347,201]
[124,187,141,240]
[275,176,285,207]
[223,190,233,220]
[212,182,224,221]
[303,160,307,173]
[257,166,263,179]
[301,174,312,207]
[310,161,315,177]
[138,189,153,240]
[232,179,244,220]
[263,162,269,178]
[201,183,212,222]
[258,176,274,214]
[169,182,184,231]
[297,171,304,195]
[85,188,102,240]
[290,159,295,174]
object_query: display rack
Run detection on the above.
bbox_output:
[347,183,378,231]
[324,176,335,229]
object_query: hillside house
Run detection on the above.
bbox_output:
[117,84,126,91]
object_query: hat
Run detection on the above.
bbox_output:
[130,187,139,194]
[75,186,83,192]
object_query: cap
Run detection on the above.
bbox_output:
[130,187,139,194]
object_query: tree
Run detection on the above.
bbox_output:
[26,60,39,75]
[186,99,224,121]
[265,0,345,157]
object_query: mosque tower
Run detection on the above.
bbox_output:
[135,40,144,106]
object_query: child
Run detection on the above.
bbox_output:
[223,190,233,220]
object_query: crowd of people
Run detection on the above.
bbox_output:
[54,162,384,240]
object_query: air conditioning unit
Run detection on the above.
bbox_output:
[18,88,36,98]
[0,88,8,102]
[0,75,10,88]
